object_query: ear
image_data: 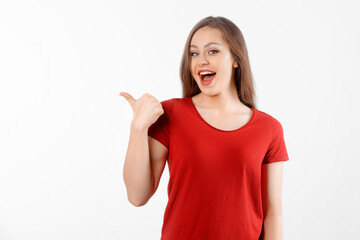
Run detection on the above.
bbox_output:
[233,61,238,68]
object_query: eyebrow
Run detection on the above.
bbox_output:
[190,42,223,49]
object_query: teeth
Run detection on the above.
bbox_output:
[199,71,215,76]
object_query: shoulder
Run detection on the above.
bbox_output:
[158,97,184,118]
[254,108,284,131]
[159,97,184,109]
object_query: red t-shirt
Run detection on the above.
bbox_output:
[148,96,289,240]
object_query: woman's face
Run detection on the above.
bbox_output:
[190,27,238,95]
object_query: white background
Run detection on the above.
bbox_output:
[1,0,359,239]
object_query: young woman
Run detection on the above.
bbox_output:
[121,16,289,240]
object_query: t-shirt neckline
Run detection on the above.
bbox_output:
[187,96,256,133]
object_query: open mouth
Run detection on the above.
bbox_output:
[199,71,216,81]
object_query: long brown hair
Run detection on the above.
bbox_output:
[180,16,256,109]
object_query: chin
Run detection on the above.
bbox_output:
[200,89,220,97]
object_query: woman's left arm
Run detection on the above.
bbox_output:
[261,161,284,240]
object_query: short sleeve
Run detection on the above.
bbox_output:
[147,99,173,149]
[262,118,289,164]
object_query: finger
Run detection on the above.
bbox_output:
[119,92,136,108]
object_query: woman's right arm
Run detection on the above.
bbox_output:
[120,92,167,207]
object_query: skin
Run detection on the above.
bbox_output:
[190,27,252,131]
[190,27,284,240]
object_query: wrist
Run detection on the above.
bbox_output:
[131,119,147,133]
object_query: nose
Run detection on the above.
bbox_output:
[197,54,209,66]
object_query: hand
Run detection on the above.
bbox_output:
[119,92,164,130]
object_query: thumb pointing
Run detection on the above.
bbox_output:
[119,92,136,109]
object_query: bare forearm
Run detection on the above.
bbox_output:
[123,121,154,206]
[263,214,283,240]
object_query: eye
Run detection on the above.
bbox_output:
[190,50,219,57]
